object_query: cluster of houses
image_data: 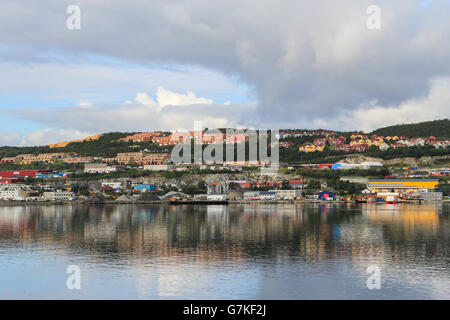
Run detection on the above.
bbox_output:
[0,151,171,166]
[119,131,250,145]
[297,133,450,153]
[278,129,337,138]
[0,153,93,164]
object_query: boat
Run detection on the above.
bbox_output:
[385,196,396,204]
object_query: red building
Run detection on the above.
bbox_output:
[336,144,352,152]
[0,170,51,178]
[0,170,51,184]
[351,144,369,152]
[0,177,25,184]
[313,138,327,146]
[288,180,303,188]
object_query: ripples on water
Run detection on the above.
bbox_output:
[0,203,448,299]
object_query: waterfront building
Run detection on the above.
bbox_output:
[269,189,302,200]
[318,190,336,200]
[206,194,227,201]
[42,191,75,201]
[0,184,31,200]
[368,179,439,194]
[243,191,279,200]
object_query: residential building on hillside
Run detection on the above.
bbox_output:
[115,152,170,165]
[119,132,164,142]
[143,164,175,171]
[84,163,124,173]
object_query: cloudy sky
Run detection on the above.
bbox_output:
[0,0,449,146]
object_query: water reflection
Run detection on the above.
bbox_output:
[0,203,448,299]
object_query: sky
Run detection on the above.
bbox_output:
[0,0,449,146]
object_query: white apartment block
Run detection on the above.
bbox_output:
[84,163,123,173]
[0,184,31,200]
[42,191,75,201]
[143,164,175,171]
[269,189,302,200]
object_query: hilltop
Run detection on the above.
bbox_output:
[0,120,449,166]
[48,134,103,148]
[370,119,450,138]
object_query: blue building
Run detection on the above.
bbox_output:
[134,184,158,191]
[318,190,335,200]
[35,171,68,178]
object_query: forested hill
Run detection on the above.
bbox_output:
[370,119,450,138]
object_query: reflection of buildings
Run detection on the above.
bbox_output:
[363,204,440,236]
[0,203,448,275]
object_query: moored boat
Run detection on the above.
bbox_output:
[385,196,396,204]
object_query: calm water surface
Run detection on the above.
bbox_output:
[0,203,449,299]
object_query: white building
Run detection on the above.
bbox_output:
[360,161,383,169]
[84,163,123,173]
[42,191,75,201]
[101,182,122,190]
[143,164,174,171]
[379,142,390,151]
[0,184,31,200]
[243,191,279,200]
[269,189,302,200]
[175,166,190,172]
[244,191,261,200]
[207,194,227,201]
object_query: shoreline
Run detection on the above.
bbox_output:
[0,199,449,206]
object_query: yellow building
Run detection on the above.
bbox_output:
[368,179,439,194]
[371,137,384,146]
[385,136,399,141]
[351,133,366,140]
[350,138,371,146]
[298,144,324,152]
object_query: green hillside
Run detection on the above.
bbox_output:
[370,119,450,138]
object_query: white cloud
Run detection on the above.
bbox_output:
[155,86,214,107]
[79,102,93,108]
[0,129,94,147]
[10,87,256,138]
[135,92,157,106]
[134,87,214,110]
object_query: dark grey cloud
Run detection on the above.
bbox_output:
[1,0,450,130]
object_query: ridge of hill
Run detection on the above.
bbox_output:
[370,119,450,138]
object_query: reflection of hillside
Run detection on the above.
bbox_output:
[0,204,448,271]
[363,204,440,235]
